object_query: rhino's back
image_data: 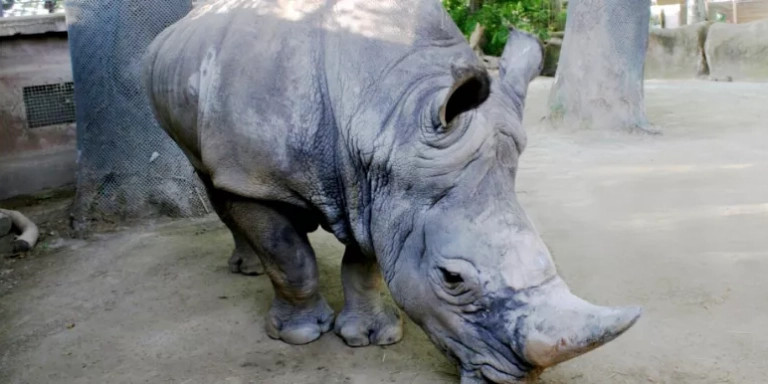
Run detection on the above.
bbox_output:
[146,1,331,200]
[146,0,472,202]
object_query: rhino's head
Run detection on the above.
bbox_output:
[366,29,641,383]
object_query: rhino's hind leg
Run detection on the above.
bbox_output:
[199,175,265,275]
[334,246,403,347]
[227,230,265,275]
[226,198,334,345]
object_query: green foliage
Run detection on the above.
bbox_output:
[442,0,560,56]
[552,8,567,31]
[714,12,727,22]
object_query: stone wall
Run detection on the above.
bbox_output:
[646,19,768,81]
[544,19,768,82]
[645,22,710,79]
[542,36,562,77]
[706,19,768,82]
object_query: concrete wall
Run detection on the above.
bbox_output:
[646,22,711,79]
[706,18,768,81]
[645,19,768,81]
[0,14,76,200]
[655,0,768,25]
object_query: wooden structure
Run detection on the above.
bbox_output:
[653,0,768,26]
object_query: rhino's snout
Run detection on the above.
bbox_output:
[455,278,641,384]
[407,207,641,383]
[516,279,642,368]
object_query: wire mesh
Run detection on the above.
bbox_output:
[65,0,208,231]
[22,82,76,128]
[0,0,63,17]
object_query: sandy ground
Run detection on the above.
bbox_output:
[1,78,767,384]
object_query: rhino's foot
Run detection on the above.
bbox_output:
[227,248,265,275]
[265,295,334,345]
[334,301,403,347]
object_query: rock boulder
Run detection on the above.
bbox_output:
[645,22,711,79]
[0,211,11,236]
[705,19,768,82]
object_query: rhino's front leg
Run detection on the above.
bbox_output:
[227,199,334,345]
[334,246,403,346]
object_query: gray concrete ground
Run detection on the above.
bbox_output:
[1,78,767,383]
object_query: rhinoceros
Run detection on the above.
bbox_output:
[144,1,641,382]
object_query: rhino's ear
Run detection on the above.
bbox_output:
[499,28,543,101]
[439,65,491,127]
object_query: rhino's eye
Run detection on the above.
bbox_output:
[439,267,464,285]
[431,263,478,305]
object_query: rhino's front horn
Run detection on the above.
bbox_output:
[518,279,641,368]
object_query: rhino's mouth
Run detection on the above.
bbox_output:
[476,363,540,384]
[460,361,543,384]
[443,334,532,384]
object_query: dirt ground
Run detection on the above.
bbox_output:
[1,78,767,384]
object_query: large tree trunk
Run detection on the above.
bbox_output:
[548,0,656,133]
[65,0,208,233]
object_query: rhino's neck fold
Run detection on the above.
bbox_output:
[315,0,483,258]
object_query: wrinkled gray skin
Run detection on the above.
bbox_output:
[144,1,641,382]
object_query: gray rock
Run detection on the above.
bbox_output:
[706,19,768,82]
[0,212,11,236]
[645,22,711,79]
[0,234,14,256]
[0,209,38,253]
[542,37,562,77]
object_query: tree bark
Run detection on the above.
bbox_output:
[548,0,657,133]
